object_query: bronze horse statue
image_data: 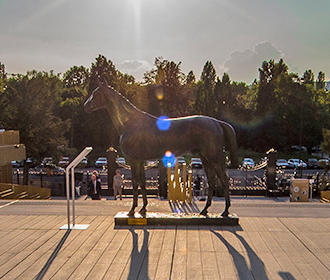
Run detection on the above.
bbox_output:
[84,81,238,217]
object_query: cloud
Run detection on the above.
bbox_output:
[222,42,283,82]
[117,59,152,81]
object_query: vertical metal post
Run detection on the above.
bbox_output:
[71,168,76,226]
[61,147,92,230]
[65,170,70,229]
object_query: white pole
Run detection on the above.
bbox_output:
[71,167,76,226]
[60,147,93,230]
[65,168,70,230]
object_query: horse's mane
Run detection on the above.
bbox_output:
[105,84,158,120]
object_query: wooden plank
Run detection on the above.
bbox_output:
[137,228,165,280]
[273,224,322,280]
[42,215,106,280]
[0,227,61,277]
[211,228,254,280]
[279,218,330,279]
[170,226,187,280]
[258,221,305,280]
[120,229,155,280]
[40,215,97,280]
[2,216,87,280]
[0,215,42,249]
[101,228,144,280]
[199,226,220,279]
[0,216,63,264]
[66,218,117,280]
[154,227,176,280]
[84,228,130,280]
[186,227,203,280]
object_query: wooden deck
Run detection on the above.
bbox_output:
[0,215,329,279]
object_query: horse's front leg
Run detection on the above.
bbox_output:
[128,164,139,217]
[138,163,148,215]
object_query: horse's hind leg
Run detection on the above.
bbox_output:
[200,159,217,216]
[214,154,231,217]
[138,163,148,215]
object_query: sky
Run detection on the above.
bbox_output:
[1,0,330,83]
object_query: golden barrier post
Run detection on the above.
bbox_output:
[174,161,180,201]
[182,163,187,201]
[167,159,193,203]
[188,170,193,203]
[167,165,174,201]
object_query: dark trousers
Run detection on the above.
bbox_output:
[91,193,101,200]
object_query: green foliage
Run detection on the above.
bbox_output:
[321,129,330,154]
[303,69,314,85]
[0,55,328,160]
[0,71,69,159]
[316,71,326,90]
[143,57,189,116]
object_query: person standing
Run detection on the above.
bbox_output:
[113,169,123,200]
[88,174,101,200]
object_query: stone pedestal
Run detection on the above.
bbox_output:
[114,211,239,226]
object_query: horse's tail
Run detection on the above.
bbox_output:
[218,121,239,168]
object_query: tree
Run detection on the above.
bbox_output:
[303,69,314,86]
[186,71,196,85]
[321,129,330,154]
[59,66,90,150]
[316,71,325,91]
[1,71,69,160]
[194,61,217,115]
[143,57,188,116]
[0,62,6,94]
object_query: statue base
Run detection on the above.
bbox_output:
[114,212,239,226]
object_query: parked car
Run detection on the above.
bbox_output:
[34,163,65,175]
[190,157,203,169]
[116,157,126,166]
[290,145,307,152]
[287,159,307,169]
[42,157,53,165]
[26,157,38,167]
[307,158,319,169]
[145,160,159,168]
[242,158,255,168]
[78,157,88,167]
[95,157,107,168]
[177,157,186,165]
[11,160,21,167]
[318,158,329,168]
[58,157,69,167]
[276,159,289,169]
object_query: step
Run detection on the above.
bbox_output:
[0,189,13,196]
[1,191,15,199]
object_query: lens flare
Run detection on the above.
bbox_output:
[162,150,176,168]
[156,116,171,131]
[155,88,164,100]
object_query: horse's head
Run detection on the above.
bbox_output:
[84,82,109,113]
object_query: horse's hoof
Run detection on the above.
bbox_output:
[128,210,135,217]
[200,209,208,216]
[138,208,147,215]
[221,211,229,217]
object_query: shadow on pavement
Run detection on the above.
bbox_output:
[211,229,269,280]
[127,228,150,280]
[35,229,71,280]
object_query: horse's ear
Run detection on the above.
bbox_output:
[96,76,103,87]
[102,77,109,87]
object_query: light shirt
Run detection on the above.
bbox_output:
[113,174,122,188]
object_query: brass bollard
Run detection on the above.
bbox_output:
[167,159,193,203]
[188,170,192,203]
